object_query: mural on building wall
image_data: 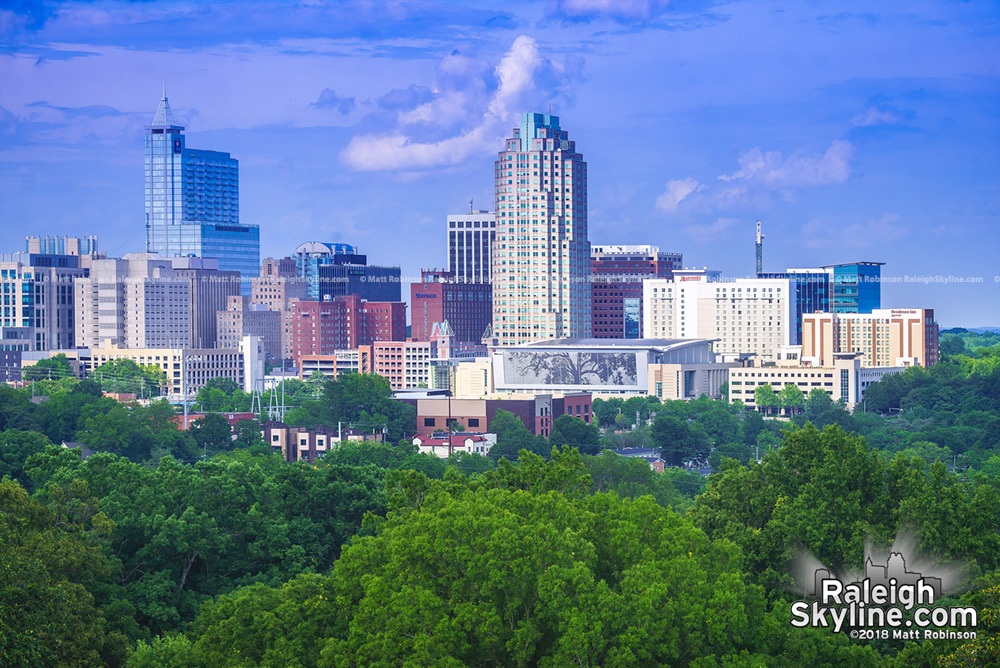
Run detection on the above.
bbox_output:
[503,351,638,386]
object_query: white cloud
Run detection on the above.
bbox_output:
[342,35,579,171]
[655,177,703,212]
[719,140,854,189]
[852,107,899,127]
[547,0,670,22]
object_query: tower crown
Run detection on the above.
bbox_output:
[149,94,184,131]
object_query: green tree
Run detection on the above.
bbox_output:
[23,353,73,382]
[754,383,779,416]
[650,415,710,467]
[548,414,601,455]
[487,410,542,461]
[778,383,804,417]
[190,414,234,455]
[0,429,51,489]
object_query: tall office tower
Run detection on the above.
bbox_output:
[293,241,401,302]
[75,253,191,349]
[144,93,259,293]
[0,252,85,350]
[643,270,794,364]
[590,244,682,339]
[217,295,282,361]
[290,296,406,365]
[447,210,495,283]
[802,309,939,368]
[493,113,590,344]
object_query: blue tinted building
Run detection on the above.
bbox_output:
[824,262,883,313]
[144,94,259,292]
[293,241,401,302]
[758,269,830,344]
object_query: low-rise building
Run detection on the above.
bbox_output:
[413,433,494,458]
[400,393,592,438]
[261,421,383,463]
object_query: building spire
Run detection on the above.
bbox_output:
[150,89,182,130]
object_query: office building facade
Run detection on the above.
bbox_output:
[290,296,406,365]
[643,270,794,364]
[1,253,85,350]
[447,211,495,283]
[144,94,259,289]
[170,256,241,348]
[802,309,939,368]
[493,113,591,345]
[293,241,400,302]
[410,270,492,344]
[217,295,282,360]
[591,245,682,339]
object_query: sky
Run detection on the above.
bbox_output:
[1,0,998,327]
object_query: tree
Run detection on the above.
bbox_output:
[91,359,166,396]
[548,414,601,455]
[0,429,51,489]
[233,419,266,451]
[487,410,539,461]
[778,383,804,417]
[22,353,73,382]
[754,383,778,416]
[190,414,234,455]
[650,415,710,467]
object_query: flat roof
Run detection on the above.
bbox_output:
[510,337,716,350]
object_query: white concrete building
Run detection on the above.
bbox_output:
[643,270,794,364]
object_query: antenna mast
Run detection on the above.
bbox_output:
[755,220,764,275]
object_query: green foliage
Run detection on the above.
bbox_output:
[487,409,549,461]
[0,479,128,667]
[0,429,51,489]
[91,358,167,396]
[22,353,73,382]
[549,414,601,455]
[190,413,234,455]
[650,414,710,466]
[753,383,779,416]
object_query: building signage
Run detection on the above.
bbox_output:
[415,293,439,299]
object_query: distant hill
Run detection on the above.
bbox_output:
[941,327,1000,334]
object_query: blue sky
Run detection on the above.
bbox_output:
[1,0,998,326]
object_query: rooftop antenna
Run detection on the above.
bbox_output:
[469,197,474,214]
[162,82,166,100]
[755,220,764,276]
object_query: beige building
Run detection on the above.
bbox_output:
[217,295,281,360]
[75,254,190,349]
[359,339,436,391]
[728,348,906,410]
[492,113,591,345]
[251,257,305,362]
[643,270,794,364]
[802,309,939,368]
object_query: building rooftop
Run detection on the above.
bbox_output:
[514,337,716,351]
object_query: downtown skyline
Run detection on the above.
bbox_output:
[1,0,998,327]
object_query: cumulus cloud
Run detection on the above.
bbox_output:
[719,140,854,189]
[377,85,434,111]
[852,106,899,127]
[342,35,581,171]
[655,177,703,212]
[312,88,355,114]
[546,0,670,22]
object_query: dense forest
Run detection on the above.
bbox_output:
[0,330,997,666]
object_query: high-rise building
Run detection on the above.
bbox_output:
[826,262,883,313]
[411,270,492,344]
[170,257,241,348]
[0,253,84,350]
[75,254,190,349]
[447,211,495,283]
[802,309,939,368]
[292,242,401,302]
[217,295,281,360]
[252,257,306,362]
[493,113,590,344]
[643,270,794,364]
[590,245,682,339]
[144,94,259,291]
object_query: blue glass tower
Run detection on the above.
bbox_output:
[145,94,259,293]
[825,262,883,313]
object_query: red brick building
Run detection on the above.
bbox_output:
[590,245,681,338]
[401,393,593,438]
[410,269,492,344]
[291,296,405,365]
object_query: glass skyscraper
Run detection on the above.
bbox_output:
[145,94,259,293]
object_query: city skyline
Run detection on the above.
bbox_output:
[2,1,998,326]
